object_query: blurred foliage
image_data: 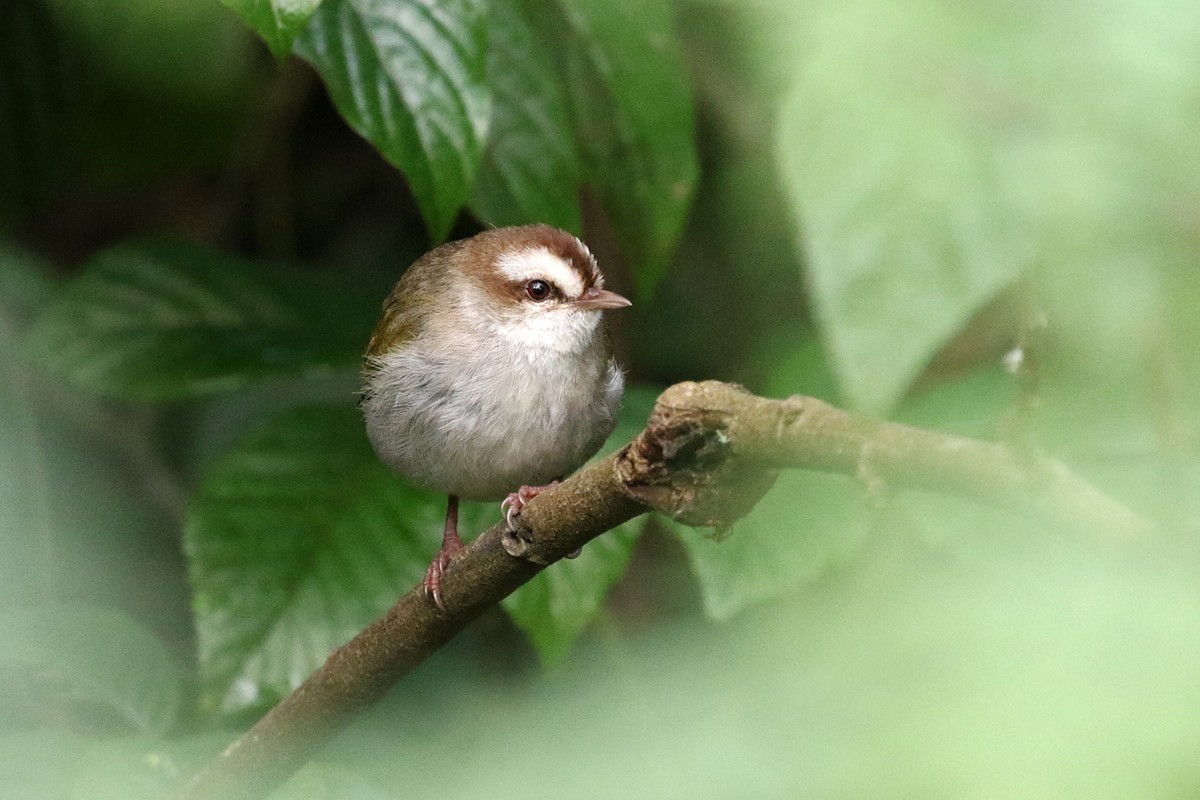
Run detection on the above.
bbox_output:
[3,0,1200,796]
[23,240,386,399]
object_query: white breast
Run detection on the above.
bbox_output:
[362,312,623,500]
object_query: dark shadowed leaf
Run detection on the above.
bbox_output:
[295,0,489,241]
[24,240,378,400]
[537,0,698,295]
[0,0,82,218]
[469,0,582,232]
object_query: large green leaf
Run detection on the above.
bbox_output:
[468,0,582,233]
[295,0,489,241]
[185,405,422,710]
[24,240,377,400]
[776,4,1024,414]
[776,0,1200,414]
[894,364,1018,441]
[0,605,181,737]
[219,0,324,59]
[540,0,698,295]
[501,385,660,665]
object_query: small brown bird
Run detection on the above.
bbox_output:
[361,225,631,608]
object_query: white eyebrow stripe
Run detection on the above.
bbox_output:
[572,236,600,277]
[495,247,586,298]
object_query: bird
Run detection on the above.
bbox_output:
[360,224,631,609]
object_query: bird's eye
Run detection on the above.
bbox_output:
[525,279,552,301]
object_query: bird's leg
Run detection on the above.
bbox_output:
[424,494,464,610]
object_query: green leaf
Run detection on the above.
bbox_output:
[544,0,698,295]
[894,364,1018,441]
[468,0,582,233]
[775,7,1026,414]
[186,405,433,710]
[24,239,377,400]
[501,385,659,664]
[776,0,1200,415]
[675,471,872,620]
[219,0,324,59]
[185,404,500,710]
[295,0,489,241]
[0,605,181,737]
[0,730,246,800]
[760,333,843,407]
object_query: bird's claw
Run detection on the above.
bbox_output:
[423,539,464,610]
[501,482,558,531]
[500,494,520,530]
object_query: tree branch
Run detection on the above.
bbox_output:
[174,381,1150,800]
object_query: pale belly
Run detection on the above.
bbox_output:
[363,347,622,500]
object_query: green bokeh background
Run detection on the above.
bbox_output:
[4,0,1200,796]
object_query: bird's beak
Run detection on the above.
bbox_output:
[572,287,632,310]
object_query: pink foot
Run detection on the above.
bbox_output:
[424,495,463,610]
[501,482,560,530]
[423,537,464,610]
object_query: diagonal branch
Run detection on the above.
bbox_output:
[174,381,1150,800]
